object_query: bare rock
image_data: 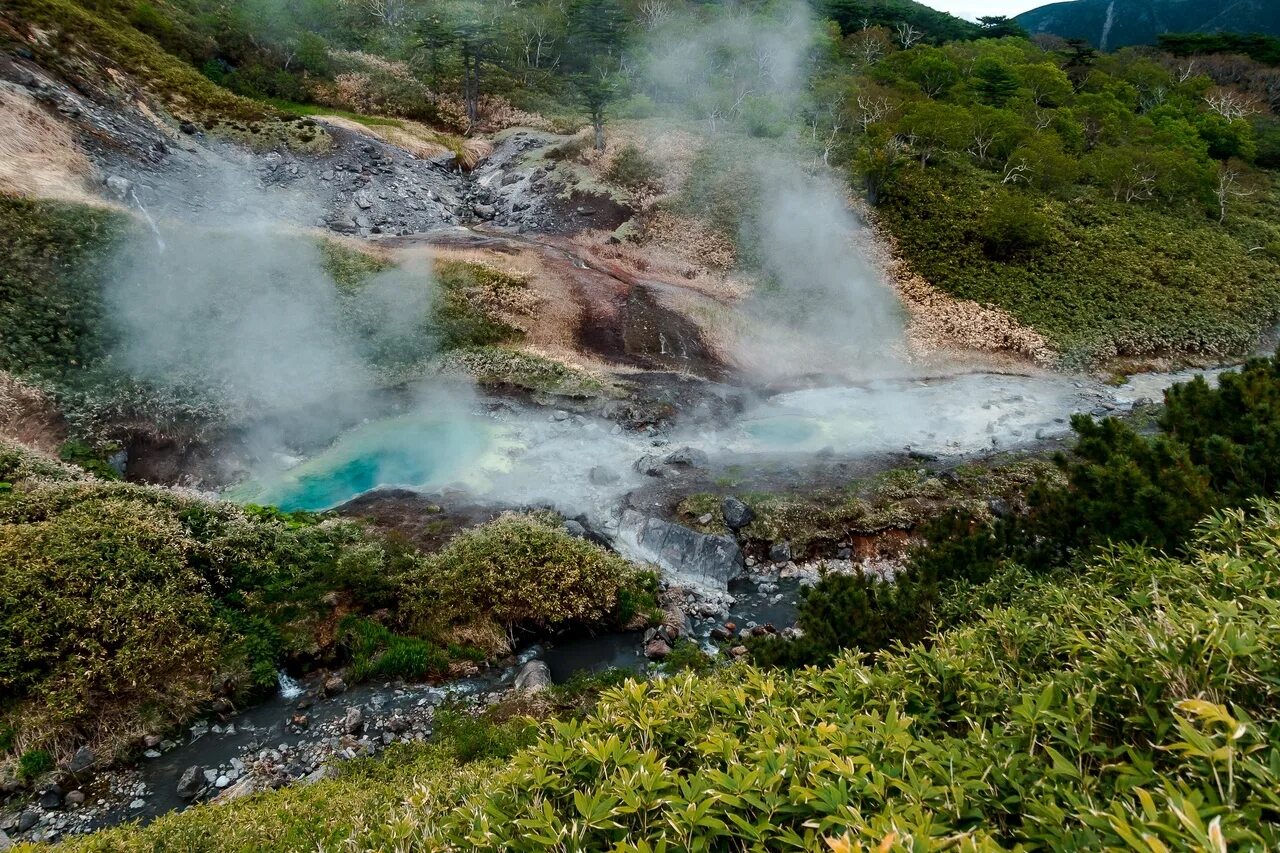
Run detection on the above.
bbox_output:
[721,497,754,530]
[644,638,672,660]
[343,706,365,735]
[514,660,552,694]
[176,766,204,799]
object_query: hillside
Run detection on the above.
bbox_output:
[7,0,1280,846]
[1017,0,1280,50]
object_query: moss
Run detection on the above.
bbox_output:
[436,346,613,398]
[676,458,1060,552]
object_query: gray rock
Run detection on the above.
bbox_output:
[633,454,668,477]
[17,812,38,832]
[473,203,496,219]
[620,511,744,590]
[176,765,204,799]
[0,828,13,851]
[38,787,62,810]
[104,174,133,200]
[142,734,162,748]
[514,660,552,694]
[769,541,792,563]
[343,706,365,735]
[214,775,230,788]
[664,447,709,468]
[64,790,85,808]
[563,520,588,539]
[721,497,754,530]
[987,497,1013,519]
[63,746,94,775]
[355,192,373,209]
[324,675,347,695]
[129,799,145,809]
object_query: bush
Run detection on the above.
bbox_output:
[977,191,1053,259]
[17,748,53,782]
[604,144,662,190]
[403,513,640,639]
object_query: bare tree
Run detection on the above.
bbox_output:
[896,22,923,49]
[1204,87,1263,121]
[638,0,672,29]
[348,0,406,28]
[1002,157,1031,185]
[1175,58,1198,84]
[849,27,891,71]
[854,93,891,133]
[1214,162,1256,224]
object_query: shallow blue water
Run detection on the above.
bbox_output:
[238,412,498,511]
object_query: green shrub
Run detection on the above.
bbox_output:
[339,616,452,681]
[403,513,639,638]
[604,144,662,190]
[978,192,1053,259]
[431,705,537,764]
[17,748,53,782]
[57,439,120,480]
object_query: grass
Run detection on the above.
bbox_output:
[436,346,613,398]
[259,98,405,128]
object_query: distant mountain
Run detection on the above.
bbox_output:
[1016,0,1280,51]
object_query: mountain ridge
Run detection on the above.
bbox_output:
[1016,0,1280,50]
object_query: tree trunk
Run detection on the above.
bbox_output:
[593,118,605,152]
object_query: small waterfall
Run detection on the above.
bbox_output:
[276,671,304,699]
[128,188,166,252]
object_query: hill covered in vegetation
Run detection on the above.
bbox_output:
[1018,0,1280,51]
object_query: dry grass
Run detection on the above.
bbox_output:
[857,205,1057,367]
[0,371,66,452]
[0,86,101,204]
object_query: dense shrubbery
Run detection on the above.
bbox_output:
[0,454,649,769]
[57,497,1280,850]
[402,512,654,652]
[818,32,1280,363]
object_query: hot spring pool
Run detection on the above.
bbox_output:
[232,412,503,512]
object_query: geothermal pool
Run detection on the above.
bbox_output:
[232,411,503,512]
[230,370,1177,514]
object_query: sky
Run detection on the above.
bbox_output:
[919,0,1045,21]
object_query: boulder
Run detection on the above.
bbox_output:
[343,707,365,735]
[0,828,13,851]
[17,811,38,832]
[588,466,620,485]
[514,660,552,694]
[104,175,133,201]
[721,497,754,530]
[987,497,1013,519]
[38,786,62,810]
[212,776,254,803]
[663,447,709,468]
[768,541,792,563]
[176,766,204,799]
[64,790,86,807]
[563,520,588,539]
[633,454,668,477]
[323,675,347,695]
[63,746,94,775]
[619,511,744,591]
[643,638,671,659]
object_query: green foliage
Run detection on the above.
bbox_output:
[403,512,639,637]
[977,190,1052,258]
[0,197,122,379]
[1158,32,1280,66]
[771,355,1280,669]
[67,497,1280,850]
[0,474,413,761]
[57,439,121,480]
[431,704,537,764]
[832,34,1280,363]
[820,0,980,41]
[661,639,714,674]
[339,616,452,681]
[17,749,53,782]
